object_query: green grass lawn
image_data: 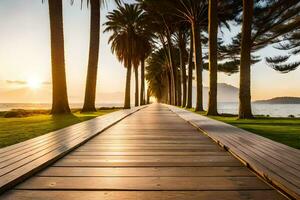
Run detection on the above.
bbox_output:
[191,110,300,149]
[0,109,119,148]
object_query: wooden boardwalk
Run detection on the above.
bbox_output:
[168,105,300,199]
[0,107,143,193]
[1,104,286,199]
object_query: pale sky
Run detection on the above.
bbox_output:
[0,0,299,104]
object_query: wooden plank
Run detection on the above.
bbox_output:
[75,148,223,152]
[62,155,236,160]
[70,151,228,156]
[102,132,205,136]
[0,190,286,200]
[0,124,89,157]
[86,139,212,144]
[75,147,221,151]
[77,144,218,149]
[16,177,271,190]
[219,133,300,179]
[0,112,126,155]
[37,166,255,177]
[93,135,210,140]
[53,157,242,167]
[207,133,300,194]
[0,124,108,169]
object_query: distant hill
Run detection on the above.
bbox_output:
[193,83,239,104]
[254,97,300,104]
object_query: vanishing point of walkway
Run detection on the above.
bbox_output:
[1,104,286,199]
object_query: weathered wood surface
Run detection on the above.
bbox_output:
[167,105,299,199]
[1,104,285,200]
[0,106,144,193]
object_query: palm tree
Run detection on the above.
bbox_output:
[206,0,218,116]
[142,0,208,111]
[137,33,152,105]
[239,0,254,118]
[104,4,146,109]
[186,29,194,109]
[175,26,189,107]
[48,0,71,114]
[133,30,152,107]
[146,49,169,102]
[225,0,300,119]
[82,0,100,112]
[82,0,120,112]
[138,1,179,105]
[134,64,139,106]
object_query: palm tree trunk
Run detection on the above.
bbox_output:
[82,0,100,112]
[239,0,254,119]
[168,71,172,104]
[177,68,182,106]
[146,88,150,104]
[181,65,186,107]
[186,29,193,109]
[48,0,70,114]
[166,31,178,106]
[163,76,169,103]
[159,34,174,105]
[140,58,145,105]
[192,22,204,111]
[207,0,218,116]
[124,59,132,109]
[179,31,187,107]
[134,66,139,106]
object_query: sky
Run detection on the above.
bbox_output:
[0,0,299,104]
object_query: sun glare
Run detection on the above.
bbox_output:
[27,78,41,89]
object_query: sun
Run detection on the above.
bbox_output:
[27,78,41,89]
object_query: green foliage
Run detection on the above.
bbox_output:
[0,109,118,148]
[266,15,300,73]
[203,60,240,75]
[224,0,300,70]
[104,3,151,68]
[145,48,169,100]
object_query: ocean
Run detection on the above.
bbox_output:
[214,102,300,117]
[0,102,300,117]
[0,103,123,112]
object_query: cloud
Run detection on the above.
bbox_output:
[6,80,27,85]
[5,80,51,85]
[42,81,51,85]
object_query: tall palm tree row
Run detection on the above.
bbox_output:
[141,0,300,120]
[45,0,300,115]
[47,0,122,114]
[104,4,149,109]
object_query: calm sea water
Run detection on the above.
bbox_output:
[0,103,123,112]
[209,102,300,117]
[0,102,300,117]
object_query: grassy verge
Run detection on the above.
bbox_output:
[187,109,300,149]
[0,109,119,148]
